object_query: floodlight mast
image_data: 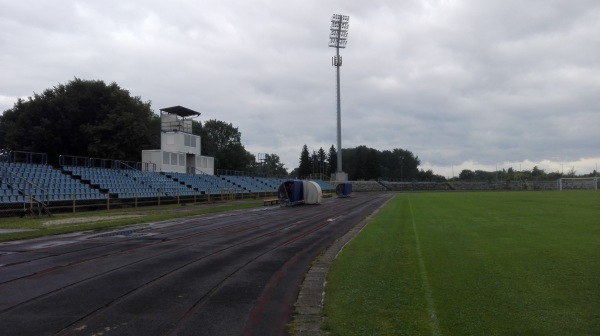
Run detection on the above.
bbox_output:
[329,14,349,181]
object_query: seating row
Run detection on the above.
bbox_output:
[1,163,107,203]
[2,163,290,203]
[0,193,108,203]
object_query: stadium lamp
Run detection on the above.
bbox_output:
[329,14,349,181]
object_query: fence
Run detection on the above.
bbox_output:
[0,188,278,218]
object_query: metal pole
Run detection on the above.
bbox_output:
[336,45,342,173]
[329,14,348,179]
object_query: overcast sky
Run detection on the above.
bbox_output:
[1,0,599,177]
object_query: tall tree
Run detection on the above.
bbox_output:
[0,78,159,164]
[298,144,312,178]
[315,147,327,175]
[327,145,337,175]
[200,119,254,172]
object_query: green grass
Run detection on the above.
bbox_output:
[0,200,261,242]
[323,191,600,335]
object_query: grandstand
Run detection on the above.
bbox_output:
[0,156,333,217]
[219,175,288,194]
[0,156,319,216]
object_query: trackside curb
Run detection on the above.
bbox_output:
[291,196,394,335]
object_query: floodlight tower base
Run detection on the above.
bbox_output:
[331,172,348,182]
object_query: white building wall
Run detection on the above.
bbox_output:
[161,133,201,155]
[160,151,186,173]
[196,156,215,175]
[141,150,162,171]
[143,113,213,175]
[142,149,214,174]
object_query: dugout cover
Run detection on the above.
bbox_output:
[278,180,322,205]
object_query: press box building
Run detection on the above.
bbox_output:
[141,106,215,175]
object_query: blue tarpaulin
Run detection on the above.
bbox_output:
[336,182,352,197]
[279,180,303,204]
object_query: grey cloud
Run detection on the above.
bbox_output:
[1,0,598,174]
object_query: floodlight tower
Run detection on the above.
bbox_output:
[329,13,349,182]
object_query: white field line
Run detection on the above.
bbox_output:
[409,199,441,336]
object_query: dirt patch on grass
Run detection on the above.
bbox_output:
[43,215,145,226]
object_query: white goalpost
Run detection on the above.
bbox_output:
[557,177,598,191]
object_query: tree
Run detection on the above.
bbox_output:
[259,154,287,177]
[474,170,495,182]
[288,167,300,179]
[531,165,545,178]
[506,167,515,181]
[378,150,396,179]
[298,144,312,178]
[327,145,337,175]
[309,147,328,176]
[418,169,446,182]
[0,78,159,164]
[547,171,562,180]
[199,119,255,172]
[199,119,241,157]
[342,145,380,180]
[192,120,203,138]
[392,148,420,181]
[459,169,475,180]
[295,144,422,181]
[219,143,255,172]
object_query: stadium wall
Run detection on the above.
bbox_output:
[347,180,561,192]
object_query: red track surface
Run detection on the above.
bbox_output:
[0,193,393,336]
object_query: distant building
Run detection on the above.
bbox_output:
[142,106,214,174]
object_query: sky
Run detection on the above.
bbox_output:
[1,0,599,177]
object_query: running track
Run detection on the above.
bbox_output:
[0,193,393,336]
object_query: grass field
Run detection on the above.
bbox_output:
[323,191,600,335]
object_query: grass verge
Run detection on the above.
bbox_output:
[0,200,262,242]
[323,191,600,335]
